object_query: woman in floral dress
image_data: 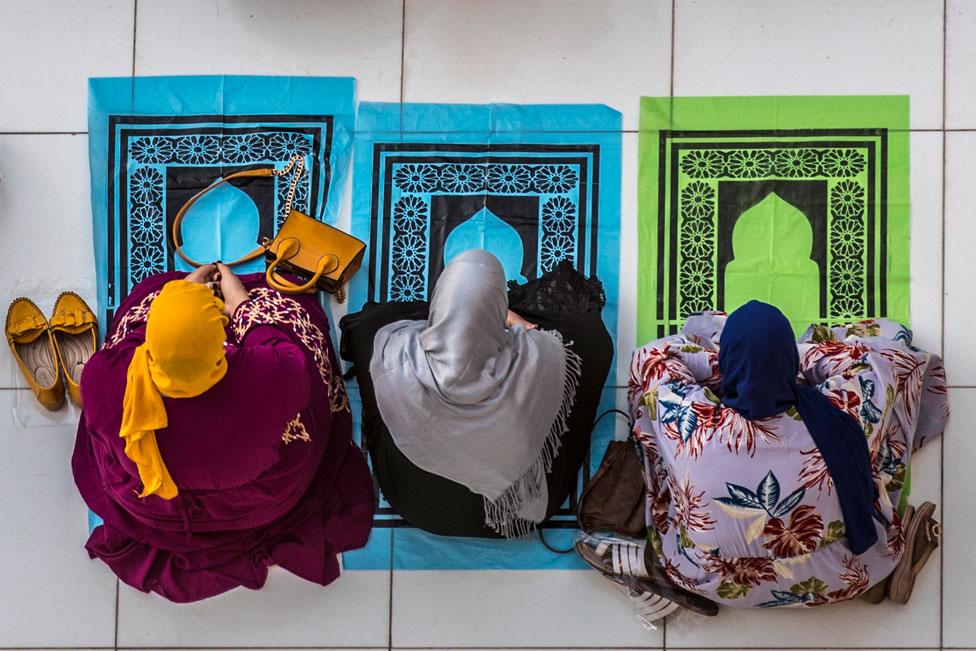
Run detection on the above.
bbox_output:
[628,302,947,608]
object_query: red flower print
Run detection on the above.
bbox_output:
[631,422,659,455]
[661,406,715,458]
[928,362,947,395]
[692,403,779,457]
[879,348,927,422]
[825,388,861,420]
[762,505,824,557]
[630,345,697,400]
[802,341,870,376]
[662,557,702,593]
[669,472,716,533]
[799,447,834,494]
[869,421,906,472]
[884,509,906,559]
[823,555,871,603]
[701,554,778,587]
[650,485,672,535]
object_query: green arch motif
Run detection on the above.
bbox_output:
[723,192,821,336]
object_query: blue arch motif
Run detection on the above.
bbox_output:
[443,207,528,284]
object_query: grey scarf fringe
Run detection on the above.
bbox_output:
[483,330,584,538]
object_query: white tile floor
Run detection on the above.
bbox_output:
[0,0,972,649]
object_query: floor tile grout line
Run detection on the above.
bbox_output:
[941,0,949,361]
[86,649,957,651]
[398,0,406,134]
[0,131,87,135]
[940,0,947,647]
[130,0,138,77]
[349,647,947,650]
[113,578,120,651]
[669,0,676,99]
[666,2,676,648]
[668,0,676,131]
[388,527,395,651]
[8,129,976,137]
[58,648,953,651]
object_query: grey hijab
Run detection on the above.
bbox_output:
[370,250,581,537]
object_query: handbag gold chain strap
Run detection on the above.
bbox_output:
[273,154,305,216]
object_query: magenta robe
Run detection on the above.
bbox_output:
[72,272,375,602]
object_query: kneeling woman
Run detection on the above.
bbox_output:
[341,250,613,537]
[625,301,947,607]
[73,264,375,602]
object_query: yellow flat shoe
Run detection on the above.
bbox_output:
[50,292,98,407]
[6,297,65,411]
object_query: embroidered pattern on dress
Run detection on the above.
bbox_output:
[232,287,349,413]
[104,291,160,348]
[282,413,311,444]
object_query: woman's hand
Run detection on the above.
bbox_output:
[506,309,537,330]
[185,264,223,298]
[185,263,216,285]
[216,263,249,317]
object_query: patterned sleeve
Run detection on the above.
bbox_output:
[103,291,160,349]
[629,338,727,459]
[231,287,349,414]
[628,312,726,411]
[799,318,948,461]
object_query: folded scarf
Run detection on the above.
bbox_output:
[120,280,228,499]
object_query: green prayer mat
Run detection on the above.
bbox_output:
[637,96,909,342]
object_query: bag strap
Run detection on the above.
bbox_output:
[264,237,339,294]
[537,408,635,555]
[171,155,306,268]
[576,409,636,534]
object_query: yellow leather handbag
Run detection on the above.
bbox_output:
[172,155,365,302]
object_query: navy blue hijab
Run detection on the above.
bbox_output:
[719,301,879,555]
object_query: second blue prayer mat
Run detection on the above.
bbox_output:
[343,102,622,570]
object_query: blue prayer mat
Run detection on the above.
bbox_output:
[344,102,622,570]
[87,76,355,330]
[85,75,354,536]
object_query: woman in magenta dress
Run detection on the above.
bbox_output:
[72,263,374,603]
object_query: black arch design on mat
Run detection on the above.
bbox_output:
[715,179,829,318]
[655,129,888,337]
[105,113,334,324]
[367,143,601,304]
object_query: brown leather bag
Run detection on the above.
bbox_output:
[577,440,647,538]
[172,155,365,302]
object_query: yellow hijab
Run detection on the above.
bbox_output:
[121,280,229,499]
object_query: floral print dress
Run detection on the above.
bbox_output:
[628,314,947,607]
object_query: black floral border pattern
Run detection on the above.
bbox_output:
[679,148,868,180]
[125,133,314,285]
[676,147,868,321]
[389,194,429,301]
[387,162,582,301]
